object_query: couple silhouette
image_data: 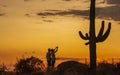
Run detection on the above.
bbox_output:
[46,46,58,70]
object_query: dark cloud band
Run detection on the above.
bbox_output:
[37,5,120,21]
[106,0,120,5]
[37,9,89,17]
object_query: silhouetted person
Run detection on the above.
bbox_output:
[51,46,58,68]
[46,46,58,71]
[46,48,52,70]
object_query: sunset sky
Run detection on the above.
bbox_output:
[0,0,120,65]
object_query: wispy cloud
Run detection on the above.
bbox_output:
[25,13,31,17]
[96,6,120,21]
[62,0,71,1]
[37,9,89,18]
[62,0,81,1]
[45,10,61,12]
[0,13,5,16]
[37,5,120,21]
[24,0,29,1]
[106,0,120,5]
[43,20,54,22]
[24,0,46,2]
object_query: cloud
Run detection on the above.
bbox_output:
[37,9,89,18]
[62,0,80,1]
[96,5,120,21]
[24,0,46,2]
[37,3,120,21]
[45,10,61,12]
[25,13,31,17]
[106,0,120,5]
[24,0,30,1]
[0,13,5,16]
[37,12,55,16]
[62,0,71,1]
[62,0,81,1]
[43,20,54,22]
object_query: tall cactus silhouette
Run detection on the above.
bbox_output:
[79,0,111,70]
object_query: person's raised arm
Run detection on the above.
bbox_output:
[54,46,58,53]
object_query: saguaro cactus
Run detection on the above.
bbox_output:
[79,0,111,70]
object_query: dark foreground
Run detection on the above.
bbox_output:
[1,61,120,75]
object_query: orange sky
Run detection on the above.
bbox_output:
[0,0,120,65]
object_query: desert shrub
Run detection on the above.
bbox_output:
[116,63,120,70]
[53,61,89,75]
[97,62,116,75]
[0,64,7,75]
[116,63,120,75]
[5,71,15,75]
[14,56,45,74]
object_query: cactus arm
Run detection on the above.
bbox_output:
[79,31,89,40]
[86,33,89,39]
[97,21,105,38]
[98,22,111,42]
[96,21,105,42]
[85,42,89,45]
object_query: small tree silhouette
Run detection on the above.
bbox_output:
[79,0,111,71]
[14,56,45,74]
[0,63,7,75]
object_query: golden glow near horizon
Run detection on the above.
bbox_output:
[0,0,120,64]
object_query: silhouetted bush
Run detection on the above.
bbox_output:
[116,63,120,75]
[14,56,45,75]
[0,64,7,75]
[52,61,89,75]
[116,63,120,70]
[97,62,116,75]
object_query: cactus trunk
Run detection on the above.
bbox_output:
[79,0,111,72]
[89,44,96,69]
[89,0,96,69]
